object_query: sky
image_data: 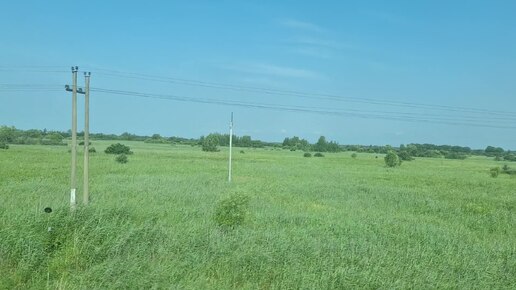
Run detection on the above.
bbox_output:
[1,0,515,149]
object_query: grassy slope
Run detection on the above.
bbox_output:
[0,141,515,289]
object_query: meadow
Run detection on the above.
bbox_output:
[0,141,515,289]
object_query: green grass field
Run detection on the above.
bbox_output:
[1,141,515,289]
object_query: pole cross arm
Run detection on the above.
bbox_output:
[65,85,86,94]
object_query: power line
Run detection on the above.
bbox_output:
[1,82,516,126]
[90,87,516,130]
[3,65,516,117]
[83,66,516,118]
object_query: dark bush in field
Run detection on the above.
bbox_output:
[444,152,468,160]
[88,147,96,153]
[79,141,92,146]
[214,193,250,229]
[351,153,357,159]
[490,167,500,178]
[115,154,128,164]
[314,152,324,157]
[0,141,8,149]
[385,151,401,167]
[504,154,516,162]
[105,143,132,155]
[303,152,312,157]
[240,150,245,154]
[398,151,414,161]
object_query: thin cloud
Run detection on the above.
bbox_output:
[224,62,324,80]
[280,19,325,33]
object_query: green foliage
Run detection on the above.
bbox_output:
[202,134,220,152]
[303,152,312,157]
[88,147,96,153]
[79,141,92,146]
[444,152,468,160]
[214,193,250,229]
[0,141,8,149]
[490,167,500,178]
[384,151,401,167]
[240,150,245,154]
[351,153,357,159]
[314,152,324,157]
[115,153,128,164]
[105,143,132,155]
[504,154,516,162]
[283,136,311,151]
[398,150,414,161]
[485,146,504,157]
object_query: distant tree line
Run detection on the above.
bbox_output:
[0,126,65,146]
[282,136,340,152]
[1,125,514,161]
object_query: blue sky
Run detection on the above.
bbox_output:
[1,0,515,149]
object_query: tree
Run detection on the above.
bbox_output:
[202,134,219,152]
[385,151,401,167]
[314,136,327,152]
[0,126,16,143]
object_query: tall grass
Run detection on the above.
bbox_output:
[0,142,515,288]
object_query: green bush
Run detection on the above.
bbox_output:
[202,134,219,152]
[88,147,96,153]
[303,152,312,157]
[385,151,401,167]
[398,151,414,161]
[105,143,132,155]
[240,150,245,154]
[214,193,250,229]
[0,141,8,149]
[490,167,500,178]
[79,141,92,146]
[115,154,128,164]
[351,153,357,159]
[314,152,324,157]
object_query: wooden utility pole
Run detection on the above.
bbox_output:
[70,66,78,209]
[83,72,91,205]
[228,112,233,183]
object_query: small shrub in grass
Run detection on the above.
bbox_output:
[490,167,500,178]
[214,193,250,229]
[0,141,8,149]
[79,141,92,146]
[115,154,128,164]
[303,152,312,157]
[351,153,357,159]
[105,143,132,155]
[88,147,96,153]
[385,151,401,167]
[240,150,245,154]
[314,152,324,157]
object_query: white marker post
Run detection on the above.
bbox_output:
[228,112,233,183]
